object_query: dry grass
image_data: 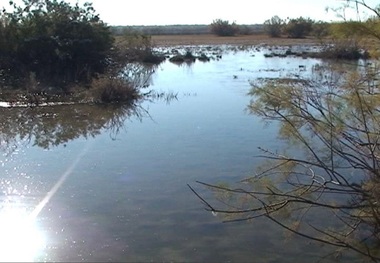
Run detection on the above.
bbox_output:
[90,76,140,103]
[151,34,320,46]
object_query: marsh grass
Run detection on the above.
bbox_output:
[90,75,140,103]
[144,90,179,104]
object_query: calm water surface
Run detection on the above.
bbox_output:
[0,47,346,262]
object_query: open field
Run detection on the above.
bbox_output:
[151,34,320,46]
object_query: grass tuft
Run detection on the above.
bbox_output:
[91,76,140,103]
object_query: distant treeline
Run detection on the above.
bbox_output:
[110,24,264,35]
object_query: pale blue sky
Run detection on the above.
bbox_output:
[2,0,380,25]
[73,0,380,25]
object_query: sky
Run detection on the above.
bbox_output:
[1,0,379,25]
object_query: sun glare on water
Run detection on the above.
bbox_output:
[0,139,91,262]
[0,207,45,262]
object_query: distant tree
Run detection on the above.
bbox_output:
[238,25,252,35]
[113,28,165,64]
[210,19,239,36]
[284,17,314,38]
[311,21,330,39]
[264,15,284,37]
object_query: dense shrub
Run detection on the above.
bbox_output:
[210,19,239,36]
[284,17,314,38]
[320,39,369,59]
[323,21,373,59]
[0,0,113,91]
[312,21,330,39]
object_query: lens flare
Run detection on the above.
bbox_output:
[0,207,45,262]
[0,141,91,261]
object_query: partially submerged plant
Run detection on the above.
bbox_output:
[91,75,140,103]
[169,50,211,64]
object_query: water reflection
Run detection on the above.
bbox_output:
[0,48,343,262]
[0,102,149,261]
[0,102,148,152]
[121,63,156,88]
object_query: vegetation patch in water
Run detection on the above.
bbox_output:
[0,0,164,105]
[169,50,211,64]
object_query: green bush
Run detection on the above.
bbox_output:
[312,21,330,39]
[0,0,113,90]
[320,39,369,59]
[284,17,314,38]
[264,16,284,37]
[210,19,239,36]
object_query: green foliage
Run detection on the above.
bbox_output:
[321,40,369,59]
[196,64,380,260]
[322,22,370,59]
[264,15,284,37]
[311,21,330,39]
[192,2,380,261]
[329,21,368,39]
[0,0,113,90]
[210,19,239,36]
[363,17,380,41]
[284,17,314,38]
[327,18,380,58]
[238,25,252,35]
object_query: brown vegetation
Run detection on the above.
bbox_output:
[151,34,319,46]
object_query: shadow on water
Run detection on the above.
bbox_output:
[0,102,149,153]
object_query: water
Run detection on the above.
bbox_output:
[0,48,348,262]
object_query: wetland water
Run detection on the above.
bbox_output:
[0,46,346,262]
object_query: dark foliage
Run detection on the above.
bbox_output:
[284,17,314,38]
[210,19,239,36]
[264,15,283,37]
[0,0,113,91]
